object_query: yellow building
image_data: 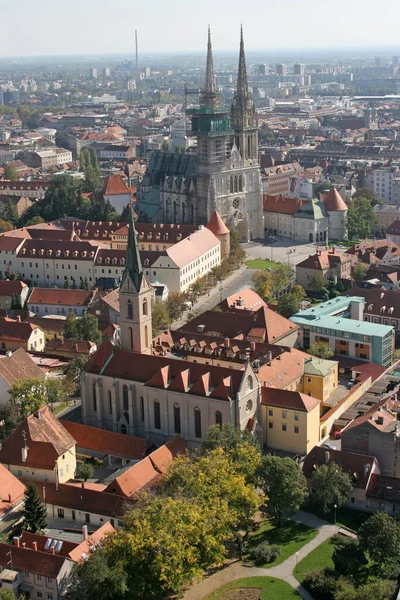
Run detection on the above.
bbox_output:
[0,405,76,484]
[302,357,338,403]
[262,387,321,455]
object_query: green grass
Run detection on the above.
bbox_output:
[294,536,336,584]
[203,576,301,600]
[51,401,70,416]
[245,259,280,270]
[246,518,317,567]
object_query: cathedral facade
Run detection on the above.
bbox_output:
[138,28,263,240]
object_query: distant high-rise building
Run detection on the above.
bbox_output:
[103,67,111,77]
[276,63,287,76]
[257,64,269,76]
[374,56,381,66]
[127,80,136,92]
[145,67,151,78]
[89,68,98,79]
[294,63,305,76]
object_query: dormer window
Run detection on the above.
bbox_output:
[56,250,61,257]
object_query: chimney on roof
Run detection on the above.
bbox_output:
[13,537,20,547]
[224,337,230,348]
[8,493,12,503]
[51,546,55,555]
[82,525,88,541]
[21,446,28,463]
[250,341,256,352]
[22,543,26,548]
[32,541,38,551]
[325,451,330,465]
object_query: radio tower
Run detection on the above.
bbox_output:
[135,30,139,70]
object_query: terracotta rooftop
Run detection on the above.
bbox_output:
[0,543,70,578]
[68,522,116,562]
[323,188,347,211]
[0,406,76,470]
[0,280,27,295]
[45,338,95,354]
[344,287,400,320]
[28,288,96,307]
[0,316,40,342]
[0,347,44,387]
[367,473,400,502]
[220,289,267,312]
[297,248,350,270]
[206,211,230,235]
[0,464,25,518]
[303,446,378,490]
[60,420,146,461]
[262,387,320,412]
[263,194,307,215]
[103,174,131,196]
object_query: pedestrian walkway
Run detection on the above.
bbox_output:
[181,511,339,600]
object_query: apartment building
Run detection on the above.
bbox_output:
[374,204,400,232]
[345,288,400,341]
[296,248,352,291]
[0,317,45,352]
[370,167,399,204]
[290,296,394,367]
[27,288,98,317]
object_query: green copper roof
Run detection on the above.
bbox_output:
[122,205,143,292]
[294,198,328,220]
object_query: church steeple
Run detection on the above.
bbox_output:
[122,204,143,292]
[201,26,218,109]
[237,25,249,103]
[119,204,152,355]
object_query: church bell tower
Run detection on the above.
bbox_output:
[120,206,152,355]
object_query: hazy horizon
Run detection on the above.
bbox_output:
[2,0,400,59]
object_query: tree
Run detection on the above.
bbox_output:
[309,272,326,293]
[77,462,95,481]
[201,423,261,485]
[270,264,292,298]
[353,261,368,282]
[8,377,47,420]
[64,278,69,289]
[332,534,367,576]
[336,579,396,600]
[152,302,170,336]
[3,163,18,181]
[45,378,64,407]
[229,228,242,254]
[63,356,88,391]
[0,219,14,233]
[64,313,102,345]
[309,341,334,359]
[358,512,400,573]
[160,448,259,527]
[165,292,187,322]
[353,187,378,203]
[252,270,272,301]
[347,197,378,240]
[310,462,352,514]
[22,482,47,533]
[0,589,17,600]
[5,199,18,224]
[25,215,45,226]
[277,291,302,318]
[258,455,308,526]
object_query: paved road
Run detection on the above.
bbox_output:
[245,239,324,268]
[181,511,339,600]
[57,402,82,423]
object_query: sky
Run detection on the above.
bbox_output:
[2,0,400,57]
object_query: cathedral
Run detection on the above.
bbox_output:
[137,27,263,240]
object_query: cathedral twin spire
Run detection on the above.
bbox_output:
[122,204,143,292]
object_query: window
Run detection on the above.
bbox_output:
[48,594,53,600]
[294,426,299,434]
[294,414,299,421]
[268,409,273,416]
[154,400,161,430]
[268,422,273,429]
[37,574,42,581]
[215,410,222,427]
[140,396,145,422]
[25,572,30,577]
[59,468,64,478]
[47,577,53,584]
[307,377,312,383]
[92,382,97,412]
[37,594,43,598]
[127,300,133,320]
[58,508,64,518]
[128,327,133,350]
[282,411,287,419]
[282,424,287,432]
[123,385,129,412]
[194,407,202,438]
[350,497,355,504]
[247,375,253,390]
[174,403,181,434]
[143,298,148,316]
[108,390,112,415]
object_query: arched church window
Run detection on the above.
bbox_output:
[215,411,222,427]
[140,397,145,422]
[174,403,181,434]
[233,198,240,209]
[234,176,238,193]
[143,298,148,316]
[239,175,243,192]
[127,300,133,320]
[194,407,201,438]
[154,400,161,430]
[120,424,127,435]
[247,375,253,390]
[92,381,97,412]
[123,385,129,412]
[128,327,133,350]
[230,177,233,194]
[145,325,149,348]
[108,390,112,415]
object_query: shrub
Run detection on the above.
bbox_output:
[303,568,339,600]
[250,542,281,565]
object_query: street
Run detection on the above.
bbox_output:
[244,239,323,267]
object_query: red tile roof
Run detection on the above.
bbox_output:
[0,280,27,295]
[0,317,40,342]
[367,473,400,501]
[220,289,266,312]
[206,211,230,235]
[103,174,131,196]
[323,188,347,211]
[262,387,320,412]
[303,446,377,489]
[148,436,187,474]
[28,288,96,307]
[45,338,95,354]
[0,543,70,578]
[0,347,44,386]
[68,521,116,562]
[0,406,76,469]
[263,194,307,214]
[297,249,351,270]
[60,421,146,460]
[0,464,25,518]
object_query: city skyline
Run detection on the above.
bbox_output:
[2,0,400,58]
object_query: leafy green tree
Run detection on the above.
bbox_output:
[336,579,396,600]
[252,270,272,301]
[77,462,95,481]
[353,261,368,282]
[309,341,334,359]
[332,534,367,576]
[258,455,308,526]
[201,423,261,485]
[229,228,242,254]
[25,215,45,226]
[81,277,89,290]
[277,291,302,318]
[0,588,18,600]
[152,302,170,336]
[71,277,77,289]
[358,512,400,574]
[8,377,47,420]
[63,356,88,389]
[165,292,187,322]
[45,378,64,407]
[64,278,69,289]
[309,272,326,293]
[64,313,102,345]
[270,264,292,297]
[22,482,47,533]
[0,219,14,233]
[353,187,378,203]
[310,462,352,515]
[5,199,18,224]
[3,163,18,181]
[347,197,378,240]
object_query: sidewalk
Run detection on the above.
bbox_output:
[181,511,339,600]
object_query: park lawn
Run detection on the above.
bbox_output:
[246,518,317,567]
[245,259,280,270]
[203,576,301,600]
[294,537,336,584]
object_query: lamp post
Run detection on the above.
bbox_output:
[334,503,337,524]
